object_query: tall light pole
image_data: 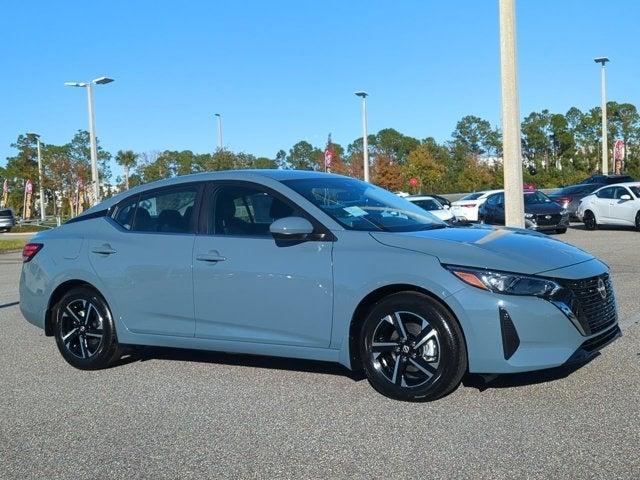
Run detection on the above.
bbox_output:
[214,113,223,150]
[499,0,525,228]
[27,133,46,221]
[594,57,610,175]
[355,91,370,182]
[65,76,114,204]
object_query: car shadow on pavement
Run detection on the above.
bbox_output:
[114,346,367,381]
[462,355,598,391]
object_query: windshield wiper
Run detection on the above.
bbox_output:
[418,224,448,231]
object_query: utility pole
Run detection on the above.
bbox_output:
[499,0,525,228]
[594,57,610,175]
[355,91,369,182]
[27,133,46,221]
[215,113,223,150]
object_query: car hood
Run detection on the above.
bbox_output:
[370,225,594,275]
[525,202,564,214]
[430,209,454,221]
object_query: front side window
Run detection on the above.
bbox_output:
[613,187,631,199]
[283,177,445,232]
[112,196,138,230]
[131,187,197,233]
[211,185,298,236]
[460,192,483,201]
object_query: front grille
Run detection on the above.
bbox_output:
[535,213,561,226]
[558,274,617,335]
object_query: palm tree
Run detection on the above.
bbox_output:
[115,150,138,190]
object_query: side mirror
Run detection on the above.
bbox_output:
[443,204,450,210]
[620,194,632,201]
[270,216,314,241]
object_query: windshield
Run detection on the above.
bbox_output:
[282,177,446,232]
[459,192,483,201]
[629,186,640,198]
[524,191,553,205]
[411,199,443,211]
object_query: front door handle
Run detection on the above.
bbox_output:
[91,244,117,255]
[196,251,227,263]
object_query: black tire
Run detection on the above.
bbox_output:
[635,211,640,231]
[53,287,121,370]
[555,228,567,234]
[359,292,467,402]
[584,210,597,230]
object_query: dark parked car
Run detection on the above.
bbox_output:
[548,183,604,218]
[0,208,16,232]
[579,174,634,185]
[478,190,569,234]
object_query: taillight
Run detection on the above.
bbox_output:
[22,243,43,263]
[458,203,476,208]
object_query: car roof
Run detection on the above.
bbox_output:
[406,195,436,201]
[596,181,640,189]
[80,169,355,216]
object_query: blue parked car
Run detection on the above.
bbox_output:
[20,171,620,401]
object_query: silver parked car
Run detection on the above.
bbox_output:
[20,171,620,401]
[0,208,16,232]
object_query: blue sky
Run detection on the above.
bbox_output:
[1,0,639,177]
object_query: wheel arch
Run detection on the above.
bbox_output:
[44,279,103,336]
[346,284,467,371]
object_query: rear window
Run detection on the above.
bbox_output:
[459,192,483,201]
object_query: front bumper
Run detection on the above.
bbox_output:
[525,214,570,231]
[444,268,619,374]
[0,218,15,228]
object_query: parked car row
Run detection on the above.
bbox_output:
[405,174,638,233]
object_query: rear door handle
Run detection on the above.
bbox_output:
[196,251,226,263]
[91,244,117,255]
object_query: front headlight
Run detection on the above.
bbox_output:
[444,265,562,299]
[524,213,534,219]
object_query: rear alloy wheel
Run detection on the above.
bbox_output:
[584,210,597,230]
[359,292,467,401]
[635,211,640,231]
[53,287,121,370]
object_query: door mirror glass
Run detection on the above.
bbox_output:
[620,194,632,201]
[270,216,314,240]
[443,204,450,210]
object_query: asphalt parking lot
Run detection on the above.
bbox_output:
[1,226,639,479]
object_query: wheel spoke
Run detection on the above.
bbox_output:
[62,328,78,343]
[392,312,408,340]
[371,342,400,353]
[85,330,103,339]
[392,356,407,386]
[79,337,88,358]
[65,306,83,325]
[414,325,436,348]
[410,356,437,377]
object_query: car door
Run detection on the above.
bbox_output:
[592,187,615,223]
[481,194,497,223]
[610,187,637,225]
[88,184,201,337]
[192,181,334,348]
[494,192,506,224]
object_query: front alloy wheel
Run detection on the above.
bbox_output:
[584,210,597,230]
[360,292,467,401]
[54,287,121,370]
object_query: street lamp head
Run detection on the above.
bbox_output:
[214,113,221,117]
[594,57,610,65]
[64,81,87,87]
[93,76,114,85]
[355,91,368,98]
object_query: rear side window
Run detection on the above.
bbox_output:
[132,187,198,233]
[596,187,615,199]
